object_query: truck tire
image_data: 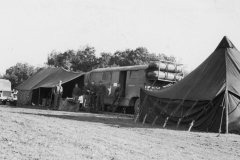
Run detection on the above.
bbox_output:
[2,101,6,105]
[134,98,140,116]
[13,101,17,106]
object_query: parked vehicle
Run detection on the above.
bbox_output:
[84,61,183,114]
[0,79,12,105]
[6,90,18,106]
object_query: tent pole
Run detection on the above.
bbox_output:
[48,88,53,110]
[38,88,40,106]
[225,90,229,134]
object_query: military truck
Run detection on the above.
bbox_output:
[0,79,12,105]
[84,61,183,114]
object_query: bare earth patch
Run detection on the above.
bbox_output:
[0,105,239,160]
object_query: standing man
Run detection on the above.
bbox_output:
[54,80,63,110]
[96,81,107,112]
[111,83,123,112]
[72,84,81,101]
[82,82,90,108]
[89,81,97,111]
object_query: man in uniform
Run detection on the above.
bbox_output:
[72,84,81,101]
[111,83,123,112]
[96,81,107,112]
[82,82,90,108]
[54,80,63,110]
[89,81,97,110]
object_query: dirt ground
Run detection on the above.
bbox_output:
[0,105,239,160]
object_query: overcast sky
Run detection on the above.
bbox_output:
[0,0,240,74]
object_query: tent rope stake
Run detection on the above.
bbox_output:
[152,99,172,126]
[142,114,148,124]
[183,101,198,118]
[188,101,211,132]
[163,117,169,128]
[164,100,183,129]
[188,120,195,132]
[176,118,183,129]
[152,116,159,126]
[142,98,160,125]
[134,95,148,123]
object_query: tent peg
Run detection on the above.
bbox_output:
[152,116,159,126]
[142,114,148,124]
[134,114,139,123]
[163,117,169,128]
[176,118,183,129]
[188,120,195,132]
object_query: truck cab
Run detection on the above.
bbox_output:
[6,90,18,106]
[0,90,12,105]
[0,79,12,105]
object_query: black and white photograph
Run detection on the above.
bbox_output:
[0,0,240,159]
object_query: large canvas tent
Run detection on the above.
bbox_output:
[139,36,240,134]
[16,67,84,105]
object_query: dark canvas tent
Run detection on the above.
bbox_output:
[16,67,84,105]
[139,36,240,134]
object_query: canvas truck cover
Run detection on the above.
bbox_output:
[0,79,11,91]
[139,36,240,134]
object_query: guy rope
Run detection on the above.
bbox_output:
[163,100,183,128]
[142,98,160,124]
[134,95,148,123]
[152,99,172,126]
[188,101,212,132]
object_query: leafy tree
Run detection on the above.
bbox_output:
[109,47,151,66]
[45,46,184,73]
[46,46,98,72]
[159,53,177,62]
[46,50,75,70]
[70,46,98,72]
[3,63,36,88]
[98,52,112,68]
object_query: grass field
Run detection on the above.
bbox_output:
[0,105,239,160]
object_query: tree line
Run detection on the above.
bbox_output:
[46,46,177,72]
[1,45,184,88]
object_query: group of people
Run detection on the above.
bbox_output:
[53,80,123,112]
[82,81,123,112]
[82,81,107,112]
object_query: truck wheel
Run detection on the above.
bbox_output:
[2,101,6,105]
[134,98,140,116]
